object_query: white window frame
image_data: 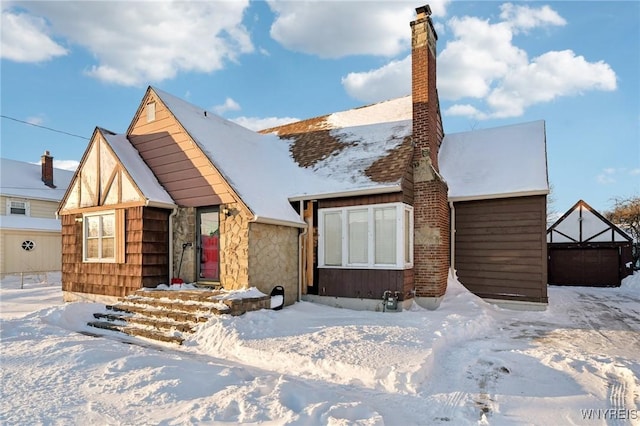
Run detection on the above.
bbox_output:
[318,202,413,269]
[83,210,117,263]
[6,199,30,216]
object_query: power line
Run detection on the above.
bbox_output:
[1,114,89,140]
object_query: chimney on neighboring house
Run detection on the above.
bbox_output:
[411,5,450,309]
[41,150,56,188]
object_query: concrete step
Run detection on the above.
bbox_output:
[87,321,184,345]
[93,312,195,333]
[91,288,271,345]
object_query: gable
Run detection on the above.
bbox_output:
[547,200,632,244]
[126,87,239,208]
[59,130,148,213]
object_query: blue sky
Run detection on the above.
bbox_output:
[1,1,638,216]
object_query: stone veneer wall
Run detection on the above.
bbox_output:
[219,202,250,289]
[172,207,197,283]
[248,222,299,306]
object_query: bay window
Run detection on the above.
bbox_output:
[319,203,413,269]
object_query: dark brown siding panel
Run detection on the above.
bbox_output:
[141,207,170,288]
[454,196,548,303]
[548,247,624,287]
[318,268,407,300]
[318,193,403,209]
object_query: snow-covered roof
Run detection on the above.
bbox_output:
[0,215,61,231]
[101,131,175,207]
[0,158,74,202]
[439,120,549,201]
[154,88,407,226]
[145,89,548,224]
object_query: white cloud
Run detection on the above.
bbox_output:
[26,115,44,126]
[213,98,241,115]
[0,8,67,62]
[230,116,299,132]
[267,1,450,59]
[340,4,616,117]
[342,55,411,103]
[595,167,637,185]
[5,1,253,86]
[437,5,616,119]
[444,104,486,120]
[485,50,617,118]
[499,3,567,33]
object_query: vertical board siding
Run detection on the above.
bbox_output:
[61,207,169,298]
[454,196,548,303]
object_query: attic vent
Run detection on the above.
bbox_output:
[147,102,156,122]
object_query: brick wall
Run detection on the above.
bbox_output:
[411,6,450,302]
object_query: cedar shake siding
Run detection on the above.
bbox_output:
[61,206,169,298]
[454,196,548,303]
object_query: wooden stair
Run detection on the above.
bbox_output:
[87,289,271,345]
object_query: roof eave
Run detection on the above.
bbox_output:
[288,184,402,202]
[145,200,178,209]
[449,189,550,203]
[250,215,306,228]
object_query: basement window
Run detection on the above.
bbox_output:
[318,202,413,269]
[83,210,125,263]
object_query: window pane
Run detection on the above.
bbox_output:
[348,210,368,264]
[102,215,115,237]
[102,237,115,258]
[87,216,100,238]
[375,207,396,264]
[404,209,411,263]
[324,212,342,266]
[87,239,99,258]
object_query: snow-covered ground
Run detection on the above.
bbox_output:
[1,272,639,425]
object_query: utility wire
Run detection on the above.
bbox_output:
[1,114,89,140]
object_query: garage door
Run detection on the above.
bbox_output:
[548,248,620,287]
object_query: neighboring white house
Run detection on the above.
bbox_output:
[0,152,74,275]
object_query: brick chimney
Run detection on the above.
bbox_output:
[411,5,450,309]
[41,150,56,188]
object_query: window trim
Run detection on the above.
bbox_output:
[82,210,124,263]
[318,202,413,270]
[6,199,30,216]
